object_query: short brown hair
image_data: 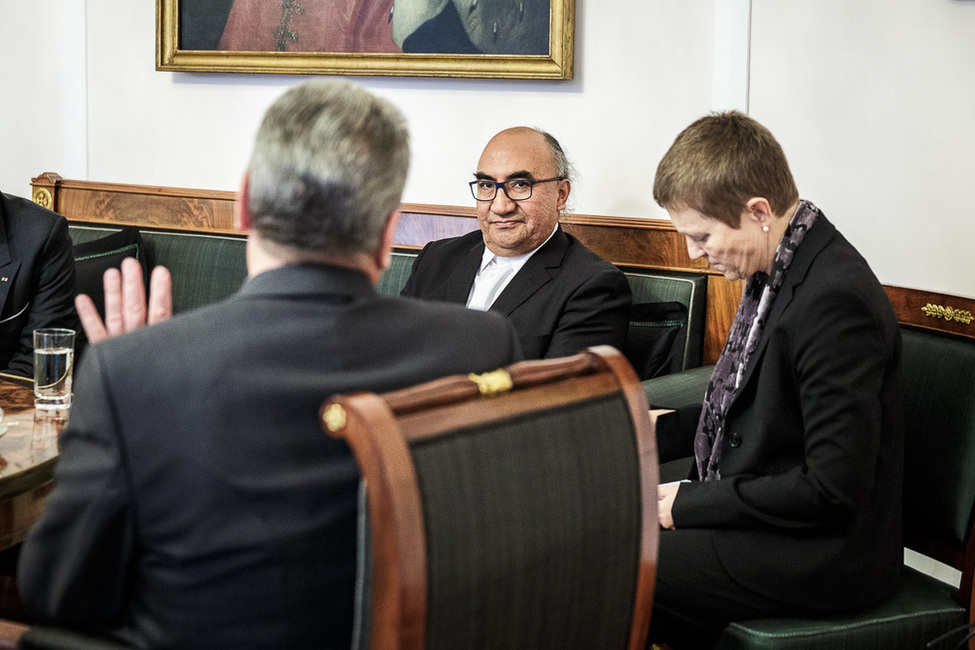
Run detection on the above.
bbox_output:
[653,111,799,228]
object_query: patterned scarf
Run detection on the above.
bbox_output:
[693,200,821,481]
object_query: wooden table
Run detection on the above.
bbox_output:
[0,375,62,552]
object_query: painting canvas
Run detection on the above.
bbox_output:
[157,0,574,79]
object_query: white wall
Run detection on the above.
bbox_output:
[750,0,975,297]
[0,3,67,191]
[2,0,972,297]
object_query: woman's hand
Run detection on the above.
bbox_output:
[658,481,681,529]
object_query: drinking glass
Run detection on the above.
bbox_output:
[33,328,76,410]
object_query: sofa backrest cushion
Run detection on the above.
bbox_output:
[623,270,707,377]
[71,226,149,320]
[69,225,247,316]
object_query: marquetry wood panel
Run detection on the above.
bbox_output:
[31,173,238,233]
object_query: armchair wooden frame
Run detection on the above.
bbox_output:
[322,346,659,650]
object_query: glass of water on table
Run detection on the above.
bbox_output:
[33,328,76,410]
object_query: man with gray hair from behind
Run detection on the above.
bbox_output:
[19,79,521,649]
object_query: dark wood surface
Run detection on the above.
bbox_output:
[31,172,744,364]
[0,376,61,553]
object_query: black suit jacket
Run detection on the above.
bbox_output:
[661,214,904,609]
[401,227,631,359]
[19,264,521,649]
[0,192,81,377]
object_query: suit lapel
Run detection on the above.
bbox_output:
[0,202,14,316]
[732,216,838,394]
[442,236,484,303]
[489,227,568,316]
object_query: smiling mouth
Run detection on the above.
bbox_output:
[491,220,523,228]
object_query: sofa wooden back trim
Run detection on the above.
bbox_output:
[31,172,743,363]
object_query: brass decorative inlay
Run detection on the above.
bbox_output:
[468,369,513,396]
[921,303,973,325]
[32,188,53,210]
[322,403,347,432]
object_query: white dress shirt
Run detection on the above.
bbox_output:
[466,226,558,311]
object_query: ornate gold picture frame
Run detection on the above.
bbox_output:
[156,0,574,80]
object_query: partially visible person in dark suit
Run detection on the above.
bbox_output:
[19,79,521,649]
[0,190,81,378]
[648,112,904,648]
[401,126,631,360]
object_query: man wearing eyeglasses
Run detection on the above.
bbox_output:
[401,126,631,360]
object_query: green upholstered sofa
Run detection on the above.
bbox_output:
[65,232,710,382]
[69,224,248,317]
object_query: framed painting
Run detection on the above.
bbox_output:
[156,0,574,79]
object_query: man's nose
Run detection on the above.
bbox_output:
[491,187,517,213]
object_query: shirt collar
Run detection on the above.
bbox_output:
[478,223,560,273]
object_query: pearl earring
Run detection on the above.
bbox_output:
[762,225,769,232]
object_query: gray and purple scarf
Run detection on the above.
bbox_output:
[694,199,821,481]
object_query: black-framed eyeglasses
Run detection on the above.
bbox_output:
[469,177,564,202]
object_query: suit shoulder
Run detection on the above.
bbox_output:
[419,230,483,256]
[1,192,64,225]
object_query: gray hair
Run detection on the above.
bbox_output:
[537,128,575,183]
[246,80,410,255]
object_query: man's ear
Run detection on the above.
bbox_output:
[235,173,252,232]
[374,210,401,272]
[744,196,774,227]
[556,179,571,212]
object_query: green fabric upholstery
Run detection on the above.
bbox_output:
[142,231,246,315]
[18,626,133,649]
[375,251,417,297]
[71,226,149,320]
[715,567,965,650]
[409,394,642,649]
[624,270,707,376]
[642,363,714,410]
[68,225,247,316]
[901,328,975,548]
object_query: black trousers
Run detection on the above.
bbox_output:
[648,528,825,649]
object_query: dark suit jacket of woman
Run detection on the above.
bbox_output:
[400,226,632,360]
[0,191,81,377]
[663,214,904,610]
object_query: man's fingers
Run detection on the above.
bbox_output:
[121,258,148,332]
[147,266,172,326]
[101,267,125,337]
[87,260,173,345]
[75,294,109,344]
